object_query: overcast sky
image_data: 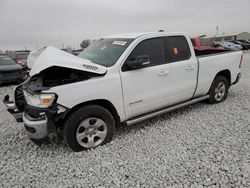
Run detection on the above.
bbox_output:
[0,0,249,50]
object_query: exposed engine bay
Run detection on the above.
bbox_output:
[23,66,104,92]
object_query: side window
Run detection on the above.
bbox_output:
[165,36,191,62]
[126,38,164,67]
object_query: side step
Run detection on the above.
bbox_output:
[125,95,209,126]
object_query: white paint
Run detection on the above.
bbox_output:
[28,46,107,76]
[38,32,242,122]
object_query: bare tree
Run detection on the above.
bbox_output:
[80,39,91,49]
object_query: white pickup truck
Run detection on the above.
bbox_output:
[4,32,243,151]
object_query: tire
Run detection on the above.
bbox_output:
[63,105,115,152]
[208,76,229,104]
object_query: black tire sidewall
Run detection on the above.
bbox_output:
[63,105,115,152]
[209,76,229,104]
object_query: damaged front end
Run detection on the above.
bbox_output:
[3,82,60,143]
[3,46,107,144]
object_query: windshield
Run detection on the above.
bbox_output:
[78,38,133,67]
[16,53,29,59]
[0,57,16,65]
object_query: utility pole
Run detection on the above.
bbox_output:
[214,25,219,41]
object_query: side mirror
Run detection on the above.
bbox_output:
[126,55,150,70]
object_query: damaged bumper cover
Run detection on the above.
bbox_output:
[23,112,48,139]
[3,87,67,141]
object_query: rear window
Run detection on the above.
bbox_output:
[200,39,214,47]
[165,36,191,62]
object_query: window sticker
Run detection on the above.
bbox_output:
[101,45,107,51]
[112,41,127,46]
[173,48,178,55]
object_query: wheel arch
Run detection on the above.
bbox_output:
[207,69,231,95]
[214,69,231,85]
[64,99,121,127]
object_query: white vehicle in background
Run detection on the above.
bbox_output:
[215,41,243,51]
[4,32,243,151]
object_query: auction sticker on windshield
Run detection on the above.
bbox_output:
[112,41,127,46]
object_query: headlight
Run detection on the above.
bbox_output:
[23,90,56,108]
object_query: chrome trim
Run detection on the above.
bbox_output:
[23,113,48,139]
[125,95,209,126]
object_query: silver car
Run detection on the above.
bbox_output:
[216,41,242,51]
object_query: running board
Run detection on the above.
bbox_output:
[125,95,209,126]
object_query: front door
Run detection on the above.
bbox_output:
[120,37,172,119]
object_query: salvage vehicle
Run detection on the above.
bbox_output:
[191,37,228,56]
[3,32,243,151]
[0,55,27,85]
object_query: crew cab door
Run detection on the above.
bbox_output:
[120,37,172,119]
[165,36,197,102]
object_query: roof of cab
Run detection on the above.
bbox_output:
[103,32,188,39]
[104,32,156,39]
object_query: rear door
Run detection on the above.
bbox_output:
[120,37,172,119]
[164,36,197,103]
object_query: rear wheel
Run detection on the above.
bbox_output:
[64,105,115,152]
[208,76,229,104]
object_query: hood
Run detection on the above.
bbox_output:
[28,46,107,77]
[0,64,22,71]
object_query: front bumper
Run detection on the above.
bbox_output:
[23,112,48,139]
[3,94,58,140]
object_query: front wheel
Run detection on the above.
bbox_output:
[208,76,229,104]
[63,105,115,152]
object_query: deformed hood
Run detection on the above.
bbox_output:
[27,46,107,76]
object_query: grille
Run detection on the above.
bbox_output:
[14,85,25,112]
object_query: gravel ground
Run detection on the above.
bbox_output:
[0,51,250,187]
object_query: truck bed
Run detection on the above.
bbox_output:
[194,50,242,97]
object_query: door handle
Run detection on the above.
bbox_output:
[158,70,169,76]
[185,65,195,70]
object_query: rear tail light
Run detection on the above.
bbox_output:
[239,54,243,68]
